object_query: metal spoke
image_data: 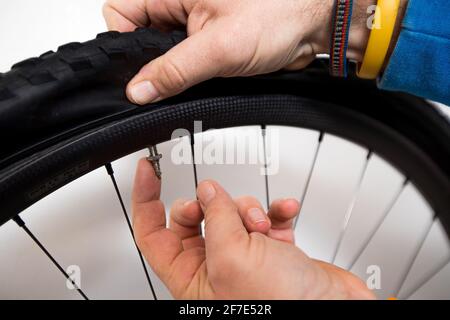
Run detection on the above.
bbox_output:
[105,162,157,300]
[190,133,199,190]
[261,125,270,210]
[331,151,372,264]
[294,132,324,229]
[189,132,203,236]
[13,215,89,300]
[348,179,408,270]
[394,216,436,298]
[405,257,450,299]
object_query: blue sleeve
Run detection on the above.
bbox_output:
[378,0,450,106]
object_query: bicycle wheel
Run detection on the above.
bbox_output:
[0,28,449,299]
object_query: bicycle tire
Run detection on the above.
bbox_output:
[0,29,449,236]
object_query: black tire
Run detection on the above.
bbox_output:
[0,29,449,236]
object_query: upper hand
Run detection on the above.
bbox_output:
[103,0,336,105]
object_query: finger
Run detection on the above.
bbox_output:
[132,158,162,204]
[126,29,223,105]
[196,180,248,252]
[267,199,300,243]
[234,196,271,234]
[144,0,199,31]
[103,0,149,32]
[132,158,183,280]
[169,198,204,249]
[268,198,300,229]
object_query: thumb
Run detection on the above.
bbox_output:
[197,180,248,252]
[127,30,222,105]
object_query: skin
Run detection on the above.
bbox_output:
[132,159,375,299]
[105,0,408,299]
[101,0,400,104]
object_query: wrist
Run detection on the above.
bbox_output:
[347,0,378,62]
[311,0,408,63]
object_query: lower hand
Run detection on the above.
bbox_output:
[132,159,375,299]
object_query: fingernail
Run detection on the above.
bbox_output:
[197,181,216,207]
[248,208,267,224]
[129,81,160,105]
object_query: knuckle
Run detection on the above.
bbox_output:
[169,198,186,215]
[156,57,188,95]
[102,0,120,13]
[249,231,266,243]
[103,0,113,9]
[235,196,261,212]
[171,200,197,224]
[145,0,157,11]
[102,0,115,18]
[188,1,215,34]
[146,0,164,16]
[145,0,172,29]
[191,0,212,16]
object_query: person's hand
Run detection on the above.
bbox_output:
[103,0,377,105]
[132,159,375,299]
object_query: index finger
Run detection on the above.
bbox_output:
[103,0,149,32]
[196,180,248,252]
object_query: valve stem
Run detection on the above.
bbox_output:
[147,145,162,179]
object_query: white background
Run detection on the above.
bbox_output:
[0,0,449,300]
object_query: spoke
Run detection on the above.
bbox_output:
[348,179,408,270]
[261,125,270,209]
[394,216,437,298]
[294,132,324,229]
[190,133,199,190]
[105,162,157,300]
[331,151,372,264]
[190,133,202,235]
[405,257,450,299]
[13,215,89,300]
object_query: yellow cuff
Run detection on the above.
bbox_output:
[357,0,401,79]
